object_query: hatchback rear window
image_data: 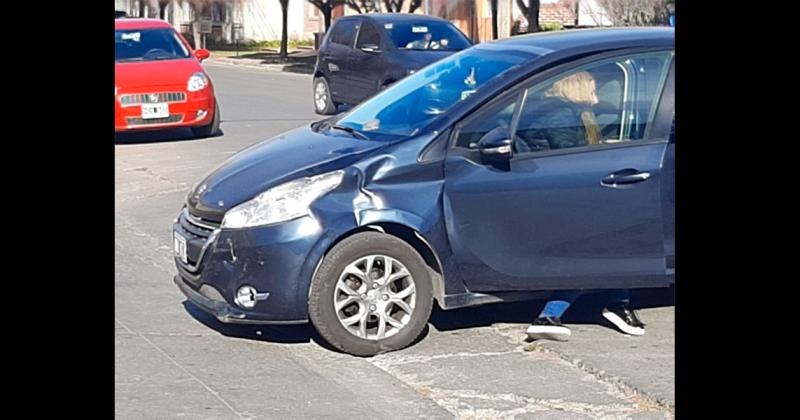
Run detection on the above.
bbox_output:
[384,21,471,51]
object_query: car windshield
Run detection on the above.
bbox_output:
[383,21,471,51]
[115,28,190,62]
[335,45,535,137]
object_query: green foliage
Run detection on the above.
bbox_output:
[540,22,563,31]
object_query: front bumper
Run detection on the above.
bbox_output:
[114,86,215,132]
[172,210,343,323]
[174,275,305,325]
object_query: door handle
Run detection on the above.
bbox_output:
[601,168,651,188]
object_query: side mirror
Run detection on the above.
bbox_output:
[195,48,210,61]
[476,127,513,169]
[360,44,381,53]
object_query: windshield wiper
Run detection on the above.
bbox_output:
[116,57,145,62]
[330,124,369,140]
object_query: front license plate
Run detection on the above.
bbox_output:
[142,102,169,119]
[173,231,188,264]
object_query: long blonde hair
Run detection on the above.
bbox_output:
[545,71,602,145]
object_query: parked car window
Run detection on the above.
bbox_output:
[330,20,358,47]
[356,22,381,49]
[383,21,471,51]
[115,28,190,62]
[512,51,672,154]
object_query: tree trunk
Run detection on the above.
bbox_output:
[193,12,202,49]
[139,0,147,17]
[382,0,402,12]
[491,0,498,40]
[516,0,541,33]
[323,7,332,32]
[280,0,289,59]
[160,5,167,20]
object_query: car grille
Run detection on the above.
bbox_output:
[126,114,183,126]
[180,208,220,241]
[120,92,186,106]
[175,208,221,271]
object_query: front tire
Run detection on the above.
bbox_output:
[308,232,433,356]
[191,101,220,138]
[313,77,338,115]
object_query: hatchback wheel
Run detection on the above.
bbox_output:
[191,101,221,138]
[313,77,338,115]
[308,232,433,356]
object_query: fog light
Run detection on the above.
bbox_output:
[234,286,269,309]
[195,109,208,120]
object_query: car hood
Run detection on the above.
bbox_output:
[187,125,388,221]
[398,49,457,70]
[115,58,202,88]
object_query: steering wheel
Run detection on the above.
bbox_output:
[601,121,620,139]
[143,48,171,57]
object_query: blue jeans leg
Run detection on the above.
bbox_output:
[538,291,582,319]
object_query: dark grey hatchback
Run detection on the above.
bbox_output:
[312,13,472,115]
[175,28,674,357]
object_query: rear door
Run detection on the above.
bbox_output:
[321,18,359,103]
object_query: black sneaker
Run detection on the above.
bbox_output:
[602,304,645,336]
[526,317,571,341]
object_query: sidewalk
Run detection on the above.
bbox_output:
[207,48,316,75]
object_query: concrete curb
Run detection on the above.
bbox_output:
[205,57,314,75]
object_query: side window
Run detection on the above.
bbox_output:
[513,51,672,154]
[330,20,358,47]
[454,94,519,149]
[629,54,673,140]
[356,23,381,49]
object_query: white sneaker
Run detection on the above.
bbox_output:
[602,305,645,336]
[526,317,571,341]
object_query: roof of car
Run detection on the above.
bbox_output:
[495,27,674,51]
[343,13,450,24]
[115,18,173,30]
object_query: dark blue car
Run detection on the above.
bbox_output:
[312,13,472,115]
[174,27,675,356]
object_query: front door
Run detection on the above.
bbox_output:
[350,21,386,103]
[443,50,675,292]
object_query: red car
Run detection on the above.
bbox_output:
[115,19,220,138]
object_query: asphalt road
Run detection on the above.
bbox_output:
[115,60,675,419]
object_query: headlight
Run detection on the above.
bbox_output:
[221,170,344,229]
[187,72,208,92]
[114,86,118,96]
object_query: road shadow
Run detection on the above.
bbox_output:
[115,128,224,145]
[180,286,673,350]
[430,286,675,333]
[181,301,342,352]
[181,299,430,356]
